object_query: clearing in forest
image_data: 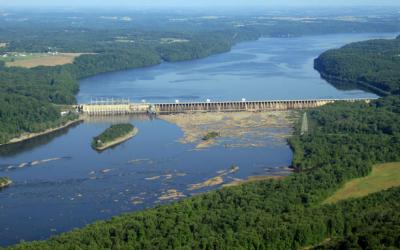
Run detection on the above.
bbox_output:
[3,53,86,68]
[324,162,400,204]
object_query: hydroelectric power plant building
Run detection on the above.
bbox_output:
[77,98,374,116]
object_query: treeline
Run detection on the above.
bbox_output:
[6,96,400,249]
[314,36,400,95]
[0,63,79,144]
[0,93,78,144]
[92,123,134,149]
[1,12,400,143]
[0,29,239,143]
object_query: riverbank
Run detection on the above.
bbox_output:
[223,175,286,188]
[93,128,138,151]
[0,118,83,147]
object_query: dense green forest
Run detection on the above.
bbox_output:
[0,11,400,248]
[92,123,135,149]
[0,10,399,144]
[5,95,400,249]
[314,36,400,95]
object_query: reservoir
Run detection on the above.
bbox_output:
[0,33,395,246]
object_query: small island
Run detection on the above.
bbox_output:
[92,123,138,151]
[202,131,220,141]
[0,177,12,188]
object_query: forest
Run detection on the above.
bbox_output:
[1,11,400,249]
[92,123,135,149]
[0,10,399,144]
[314,35,400,96]
[5,95,400,249]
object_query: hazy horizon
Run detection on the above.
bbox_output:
[1,0,399,8]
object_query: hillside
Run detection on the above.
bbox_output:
[0,12,399,144]
[314,35,400,95]
[6,95,400,249]
[324,162,400,204]
[2,15,400,249]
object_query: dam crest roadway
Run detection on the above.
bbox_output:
[77,98,375,116]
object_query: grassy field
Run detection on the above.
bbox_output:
[1,52,84,68]
[324,162,400,204]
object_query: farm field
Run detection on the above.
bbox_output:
[324,162,400,204]
[1,52,85,68]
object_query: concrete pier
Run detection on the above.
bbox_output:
[77,98,373,116]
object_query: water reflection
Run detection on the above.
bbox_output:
[0,33,396,246]
[0,122,82,157]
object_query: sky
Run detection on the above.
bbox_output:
[0,0,399,8]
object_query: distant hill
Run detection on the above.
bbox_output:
[314,36,400,96]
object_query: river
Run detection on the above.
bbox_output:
[0,33,396,246]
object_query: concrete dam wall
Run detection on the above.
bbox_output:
[77,98,373,116]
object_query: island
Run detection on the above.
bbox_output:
[91,123,138,151]
[202,131,220,141]
[0,177,12,188]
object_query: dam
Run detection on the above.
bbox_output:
[77,98,374,116]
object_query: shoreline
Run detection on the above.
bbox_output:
[223,175,286,188]
[0,118,83,147]
[93,128,138,151]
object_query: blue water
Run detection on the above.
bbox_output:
[0,33,396,246]
[77,33,395,104]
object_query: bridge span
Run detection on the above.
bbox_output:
[77,98,374,116]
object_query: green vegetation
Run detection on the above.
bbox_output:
[202,131,220,141]
[92,124,135,150]
[0,177,11,188]
[0,93,79,144]
[1,12,400,249]
[0,10,399,144]
[6,96,400,249]
[324,162,400,204]
[314,36,400,95]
